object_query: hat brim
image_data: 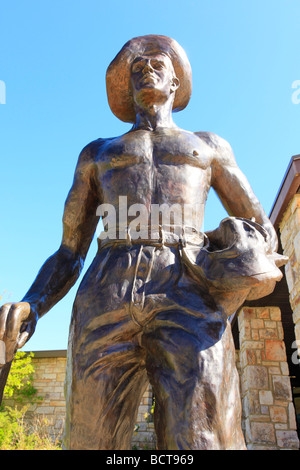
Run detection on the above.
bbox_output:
[106,35,192,123]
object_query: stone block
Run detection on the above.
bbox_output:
[35,406,54,415]
[251,319,264,329]
[269,406,287,423]
[244,390,260,416]
[265,340,287,361]
[280,362,289,376]
[288,402,297,430]
[250,422,276,444]
[277,323,284,340]
[268,366,281,375]
[265,321,276,329]
[276,430,300,449]
[259,390,273,405]
[290,194,300,214]
[260,406,269,415]
[246,366,269,390]
[54,406,66,415]
[294,303,300,321]
[240,324,252,340]
[285,264,294,292]
[259,328,278,340]
[256,350,262,364]
[56,373,66,381]
[245,349,256,365]
[247,444,278,450]
[295,322,300,344]
[257,308,270,319]
[242,341,264,351]
[294,290,300,309]
[49,400,65,407]
[251,329,260,341]
[244,418,252,443]
[272,376,292,401]
[274,423,287,430]
[239,308,257,321]
[295,207,300,227]
[280,226,290,249]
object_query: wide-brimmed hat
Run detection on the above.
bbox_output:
[106,35,192,123]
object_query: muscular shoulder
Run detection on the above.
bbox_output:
[78,138,108,164]
[75,138,109,177]
[194,131,236,167]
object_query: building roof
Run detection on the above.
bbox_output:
[270,155,300,229]
[25,350,67,358]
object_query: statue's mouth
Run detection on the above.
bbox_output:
[141,74,156,84]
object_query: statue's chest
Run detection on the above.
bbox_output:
[98,132,211,173]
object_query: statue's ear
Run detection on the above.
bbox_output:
[171,76,180,93]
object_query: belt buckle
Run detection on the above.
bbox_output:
[161,225,187,247]
[158,225,165,245]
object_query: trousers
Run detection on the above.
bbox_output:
[63,228,247,450]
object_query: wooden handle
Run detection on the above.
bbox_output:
[0,361,12,405]
[0,340,5,366]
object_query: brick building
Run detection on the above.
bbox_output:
[3,155,300,450]
[230,154,300,449]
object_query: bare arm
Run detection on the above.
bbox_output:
[0,141,101,359]
[22,143,100,316]
[199,132,278,251]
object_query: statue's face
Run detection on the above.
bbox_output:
[130,53,179,107]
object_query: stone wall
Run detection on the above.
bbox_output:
[2,351,67,441]
[279,194,300,359]
[2,350,156,449]
[238,306,299,450]
[131,385,156,450]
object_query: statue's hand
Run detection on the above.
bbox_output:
[0,302,38,363]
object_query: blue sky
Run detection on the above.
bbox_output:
[0,0,299,351]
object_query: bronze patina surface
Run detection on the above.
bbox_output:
[0,35,287,450]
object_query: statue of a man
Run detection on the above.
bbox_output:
[0,35,286,450]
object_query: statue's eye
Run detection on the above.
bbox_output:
[152,61,164,70]
[132,63,143,73]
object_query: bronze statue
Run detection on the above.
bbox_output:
[0,35,287,450]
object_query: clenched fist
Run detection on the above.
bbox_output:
[0,302,38,364]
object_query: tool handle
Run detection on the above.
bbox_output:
[0,340,6,366]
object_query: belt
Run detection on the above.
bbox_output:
[97,225,205,250]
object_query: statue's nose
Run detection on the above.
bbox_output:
[142,62,154,74]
